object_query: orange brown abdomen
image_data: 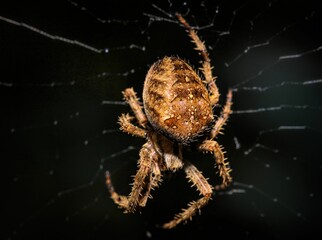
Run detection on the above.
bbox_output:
[143,56,214,144]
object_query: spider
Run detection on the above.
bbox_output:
[105,13,233,229]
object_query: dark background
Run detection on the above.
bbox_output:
[1,1,322,239]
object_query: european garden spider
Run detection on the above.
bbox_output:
[106,13,233,229]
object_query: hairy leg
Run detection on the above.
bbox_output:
[162,161,213,229]
[138,160,162,207]
[118,113,147,138]
[106,141,160,212]
[176,13,219,106]
[122,88,148,127]
[210,89,233,139]
[199,140,232,190]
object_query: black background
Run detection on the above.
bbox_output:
[1,1,322,239]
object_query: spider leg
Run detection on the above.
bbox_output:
[199,140,232,190]
[210,89,233,139]
[122,88,148,128]
[162,161,213,229]
[176,13,219,106]
[105,171,129,209]
[118,113,147,138]
[138,160,162,207]
[105,141,161,212]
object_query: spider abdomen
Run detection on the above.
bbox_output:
[143,56,214,144]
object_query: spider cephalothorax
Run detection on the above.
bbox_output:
[106,13,233,229]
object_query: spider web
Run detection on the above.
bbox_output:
[1,0,322,239]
